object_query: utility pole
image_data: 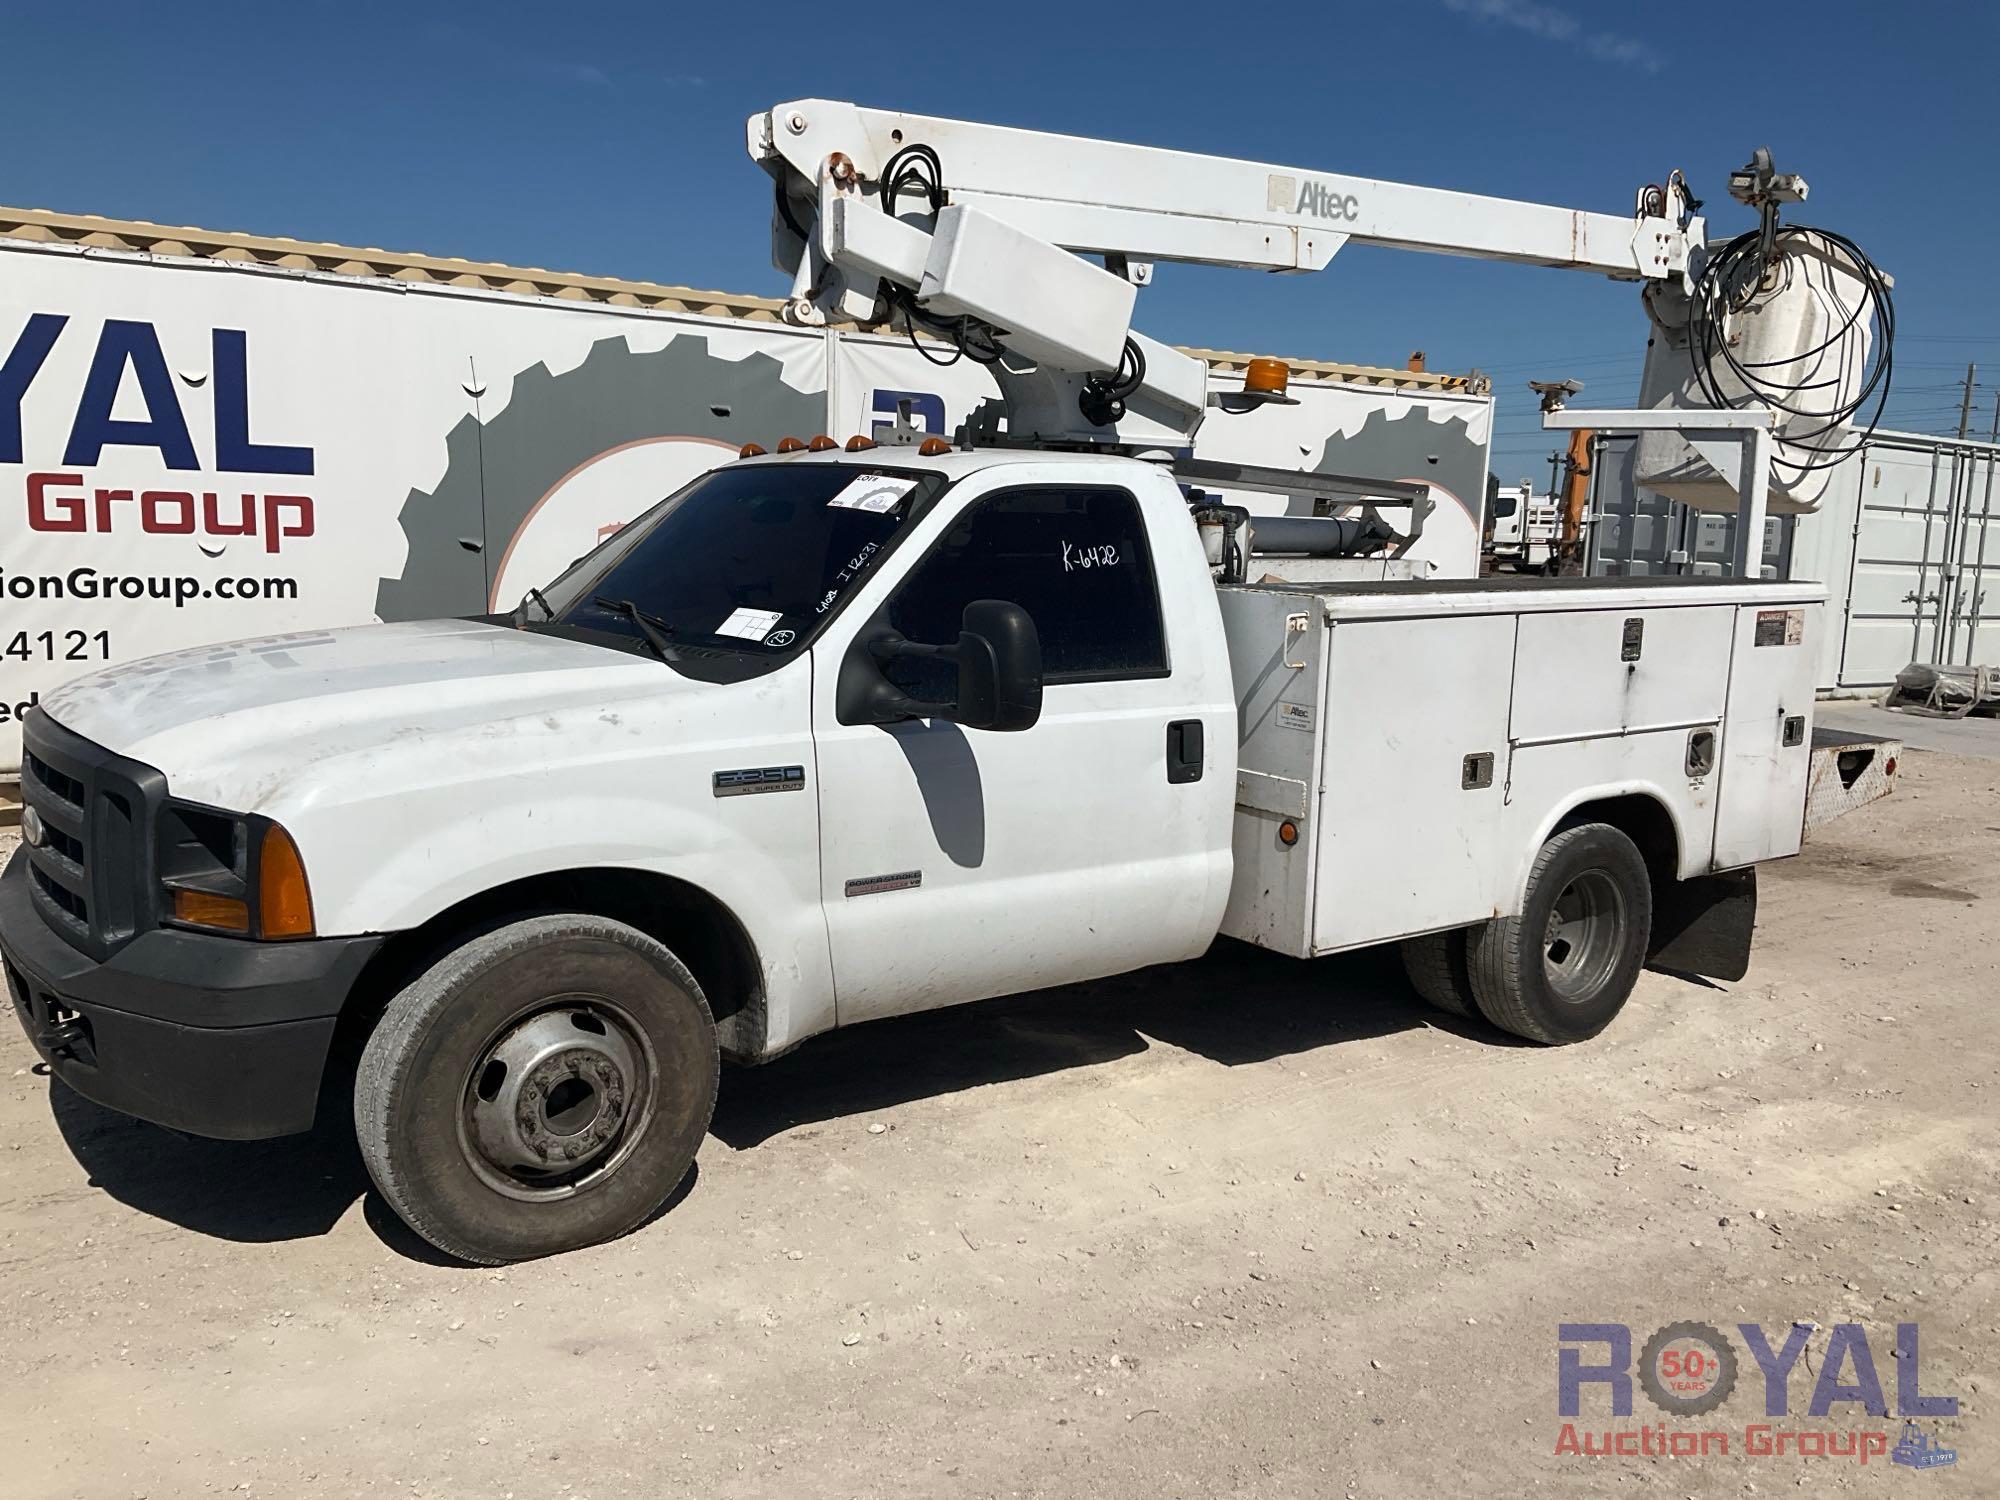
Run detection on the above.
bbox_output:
[1958,362,1978,439]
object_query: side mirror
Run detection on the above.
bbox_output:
[952,599,1042,732]
[838,599,1044,731]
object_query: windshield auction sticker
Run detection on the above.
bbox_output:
[716,607,784,641]
[825,474,918,513]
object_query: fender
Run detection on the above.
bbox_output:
[1501,776,1702,918]
[285,785,838,1057]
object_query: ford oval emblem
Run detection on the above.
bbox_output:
[20,806,45,848]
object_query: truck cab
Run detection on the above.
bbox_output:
[4,447,1241,1261]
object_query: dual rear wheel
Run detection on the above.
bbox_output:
[1401,822,1653,1044]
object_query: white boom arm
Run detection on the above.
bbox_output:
[750,99,1703,445]
[755,99,1700,281]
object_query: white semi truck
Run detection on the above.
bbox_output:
[2,103,1895,1262]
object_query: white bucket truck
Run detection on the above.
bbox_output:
[2,104,1893,1261]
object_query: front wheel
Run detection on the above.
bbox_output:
[1467,822,1652,1044]
[355,914,719,1263]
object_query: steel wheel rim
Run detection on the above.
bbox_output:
[456,994,659,1203]
[1542,868,1626,1004]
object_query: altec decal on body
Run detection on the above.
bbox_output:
[2,315,317,553]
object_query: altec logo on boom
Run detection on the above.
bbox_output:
[1,315,317,554]
[1264,175,1361,224]
[1556,1321,1960,1469]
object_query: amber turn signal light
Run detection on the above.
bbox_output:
[172,888,250,934]
[258,824,316,939]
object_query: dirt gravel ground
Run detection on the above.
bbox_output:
[3,749,1996,1498]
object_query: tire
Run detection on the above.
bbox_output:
[355,914,718,1264]
[1400,928,1478,1019]
[1467,823,1652,1044]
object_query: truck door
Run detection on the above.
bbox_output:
[810,477,1233,1024]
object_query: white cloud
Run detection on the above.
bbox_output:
[1441,0,1665,73]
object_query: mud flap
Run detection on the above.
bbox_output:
[1648,868,1757,983]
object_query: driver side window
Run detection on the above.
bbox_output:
[884,486,1168,702]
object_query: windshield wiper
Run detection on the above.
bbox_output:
[516,586,554,623]
[591,595,679,662]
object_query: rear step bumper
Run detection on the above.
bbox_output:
[1806,726,1901,833]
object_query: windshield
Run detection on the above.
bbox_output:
[534,462,944,660]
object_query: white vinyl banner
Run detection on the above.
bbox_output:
[1,241,1491,772]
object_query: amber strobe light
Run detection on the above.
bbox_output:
[1243,357,1292,398]
[258,824,316,939]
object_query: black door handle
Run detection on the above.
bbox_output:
[1167,719,1204,784]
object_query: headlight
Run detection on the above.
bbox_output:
[158,802,315,940]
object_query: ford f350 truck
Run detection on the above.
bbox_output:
[5,444,1850,1261]
[1,103,1898,1261]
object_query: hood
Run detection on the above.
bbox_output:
[41,619,702,810]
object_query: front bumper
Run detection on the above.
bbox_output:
[1,850,382,1139]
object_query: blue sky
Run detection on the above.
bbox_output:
[5,1,1992,480]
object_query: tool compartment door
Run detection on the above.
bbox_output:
[1309,613,1518,953]
[1713,602,1821,868]
[1509,605,1733,743]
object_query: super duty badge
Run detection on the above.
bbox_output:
[712,765,806,797]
